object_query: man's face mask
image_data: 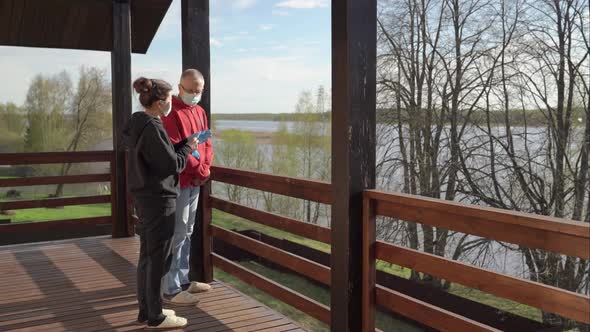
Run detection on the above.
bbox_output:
[181,85,202,106]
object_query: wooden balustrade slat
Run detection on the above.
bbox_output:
[210,196,331,244]
[376,285,500,332]
[372,197,589,259]
[0,174,111,188]
[0,217,112,245]
[0,151,113,165]
[375,241,590,324]
[211,166,332,204]
[212,225,331,285]
[0,195,110,210]
[212,253,331,324]
[365,190,589,238]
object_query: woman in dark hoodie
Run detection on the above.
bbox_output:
[123,77,198,329]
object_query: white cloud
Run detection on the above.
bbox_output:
[211,38,223,47]
[275,0,328,9]
[233,0,257,10]
[258,24,274,31]
[272,9,291,16]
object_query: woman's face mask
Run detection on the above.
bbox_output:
[160,99,172,117]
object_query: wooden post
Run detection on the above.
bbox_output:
[110,0,132,238]
[331,0,377,330]
[362,195,376,331]
[182,0,214,283]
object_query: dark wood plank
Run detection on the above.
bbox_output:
[330,0,377,330]
[0,195,110,210]
[375,241,590,324]
[376,286,499,332]
[212,253,330,324]
[362,196,376,332]
[111,0,132,238]
[211,196,331,244]
[0,217,112,246]
[0,151,112,165]
[211,166,332,204]
[212,225,331,285]
[0,174,111,188]
[369,192,590,259]
[182,0,213,283]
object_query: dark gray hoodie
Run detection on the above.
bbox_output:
[122,112,192,199]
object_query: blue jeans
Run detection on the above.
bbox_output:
[161,186,200,296]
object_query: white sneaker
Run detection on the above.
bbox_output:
[163,291,200,306]
[137,309,176,324]
[187,281,212,293]
[145,315,188,329]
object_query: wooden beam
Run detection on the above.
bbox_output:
[212,166,332,204]
[0,174,111,188]
[212,225,331,285]
[182,0,213,283]
[0,217,112,246]
[375,241,590,324]
[110,0,132,238]
[0,151,112,165]
[210,196,331,244]
[0,195,111,210]
[331,0,377,330]
[212,253,331,324]
[362,196,376,331]
[376,286,499,332]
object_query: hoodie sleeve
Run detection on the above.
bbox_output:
[138,122,192,177]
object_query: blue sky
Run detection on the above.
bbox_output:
[0,0,331,113]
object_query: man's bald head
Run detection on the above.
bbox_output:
[179,69,205,97]
[181,69,204,84]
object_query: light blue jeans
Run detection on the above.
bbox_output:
[162,186,200,296]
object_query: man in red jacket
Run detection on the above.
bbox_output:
[161,69,213,305]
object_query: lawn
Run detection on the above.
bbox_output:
[5,203,111,223]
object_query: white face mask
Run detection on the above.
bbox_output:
[161,101,172,116]
[181,92,202,106]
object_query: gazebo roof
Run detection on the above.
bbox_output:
[0,0,172,54]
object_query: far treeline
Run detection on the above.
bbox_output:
[213,108,586,127]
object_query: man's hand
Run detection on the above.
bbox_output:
[191,177,209,187]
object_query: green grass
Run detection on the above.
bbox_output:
[5,203,110,223]
[212,209,544,324]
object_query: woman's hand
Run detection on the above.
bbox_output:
[187,137,198,150]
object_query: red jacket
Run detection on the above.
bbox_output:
[162,96,213,188]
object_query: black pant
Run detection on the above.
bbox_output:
[135,197,176,326]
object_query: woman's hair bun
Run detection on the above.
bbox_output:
[133,77,153,94]
[132,76,173,108]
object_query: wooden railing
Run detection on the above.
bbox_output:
[207,166,590,331]
[0,151,117,245]
[209,166,332,324]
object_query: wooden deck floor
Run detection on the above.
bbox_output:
[0,236,305,332]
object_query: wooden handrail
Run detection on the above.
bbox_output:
[212,225,331,285]
[0,151,113,165]
[366,191,590,258]
[0,174,111,188]
[211,196,331,244]
[376,241,590,324]
[212,253,331,324]
[211,166,332,204]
